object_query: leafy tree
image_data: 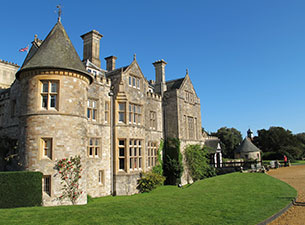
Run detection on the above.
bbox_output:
[253,127,304,160]
[163,138,183,185]
[55,155,83,205]
[0,136,20,171]
[211,127,242,158]
[184,144,216,181]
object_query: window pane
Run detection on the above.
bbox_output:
[105,102,109,110]
[129,76,131,85]
[119,140,125,146]
[132,77,135,86]
[87,108,91,119]
[42,82,48,92]
[92,109,96,120]
[90,139,93,145]
[139,148,141,156]
[130,158,132,169]
[119,147,125,156]
[95,139,99,145]
[119,159,125,170]
[95,147,98,156]
[42,95,48,108]
[129,147,132,156]
[134,148,137,156]
[119,112,125,122]
[92,101,96,108]
[51,83,57,93]
[87,100,90,107]
[139,158,142,168]
[50,95,56,108]
[136,79,139,88]
[89,147,93,156]
[134,158,137,168]
[119,103,125,111]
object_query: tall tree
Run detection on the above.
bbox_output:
[211,127,242,158]
[253,127,304,160]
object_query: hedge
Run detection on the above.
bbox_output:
[0,171,43,208]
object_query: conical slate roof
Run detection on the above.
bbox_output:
[16,21,92,83]
[235,137,261,153]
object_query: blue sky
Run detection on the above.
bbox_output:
[1,0,305,137]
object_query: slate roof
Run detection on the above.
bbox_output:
[205,138,220,153]
[166,78,184,90]
[16,21,92,83]
[235,138,261,153]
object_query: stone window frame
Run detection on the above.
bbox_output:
[98,170,104,186]
[128,103,142,125]
[184,90,194,104]
[88,137,101,158]
[43,175,51,196]
[40,137,53,160]
[40,80,59,110]
[129,139,143,171]
[87,99,98,121]
[128,75,140,89]
[188,116,194,140]
[118,102,126,124]
[118,139,126,171]
[104,101,110,124]
[147,142,158,168]
[149,111,157,130]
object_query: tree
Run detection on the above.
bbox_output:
[0,136,20,171]
[55,155,83,205]
[253,127,304,160]
[211,127,242,158]
[184,144,216,181]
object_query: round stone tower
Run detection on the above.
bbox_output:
[16,20,93,206]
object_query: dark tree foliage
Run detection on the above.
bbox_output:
[163,138,183,185]
[0,136,20,171]
[211,127,242,158]
[253,127,305,160]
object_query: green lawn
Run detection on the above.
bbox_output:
[0,173,296,225]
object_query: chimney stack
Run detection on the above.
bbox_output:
[81,30,103,68]
[105,56,117,71]
[153,59,167,96]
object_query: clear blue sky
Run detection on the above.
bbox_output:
[1,0,305,137]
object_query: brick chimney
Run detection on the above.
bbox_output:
[81,30,103,68]
[105,56,117,71]
[153,59,167,96]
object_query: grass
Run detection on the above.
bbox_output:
[0,173,296,225]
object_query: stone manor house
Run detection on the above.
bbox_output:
[0,19,217,206]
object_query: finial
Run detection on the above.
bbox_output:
[56,4,62,22]
[133,53,136,61]
[186,68,189,75]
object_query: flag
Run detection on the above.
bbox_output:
[19,46,29,52]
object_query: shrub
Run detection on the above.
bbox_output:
[184,144,216,181]
[137,172,165,193]
[163,138,183,185]
[0,171,42,208]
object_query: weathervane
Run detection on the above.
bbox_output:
[56,4,62,22]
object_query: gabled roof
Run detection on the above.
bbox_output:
[235,138,261,153]
[166,78,184,90]
[16,21,92,83]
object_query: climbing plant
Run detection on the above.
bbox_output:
[55,155,83,205]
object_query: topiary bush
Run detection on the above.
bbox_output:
[184,144,216,181]
[137,172,165,193]
[0,171,42,208]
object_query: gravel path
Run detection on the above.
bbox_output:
[267,165,305,225]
